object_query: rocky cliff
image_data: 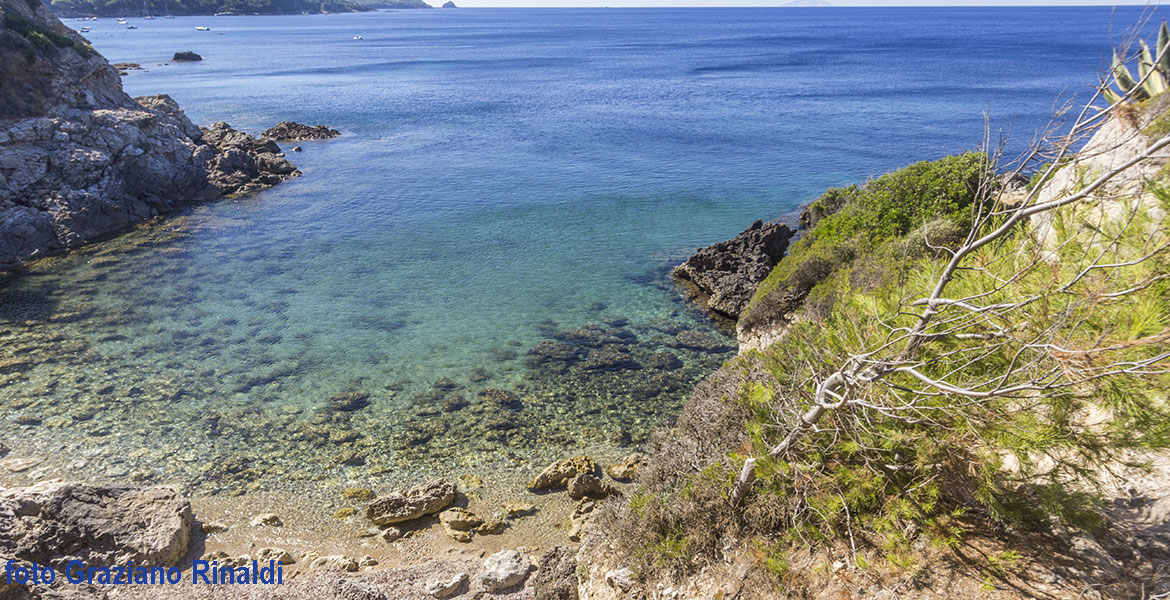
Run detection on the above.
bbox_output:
[0,0,299,269]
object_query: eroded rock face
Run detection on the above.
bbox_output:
[366,478,456,526]
[480,550,531,592]
[673,220,794,319]
[0,2,301,269]
[532,546,579,600]
[0,481,192,568]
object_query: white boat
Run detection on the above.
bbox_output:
[353,35,362,40]
[80,26,91,32]
[126,24,137,29]
[195,26,210,31]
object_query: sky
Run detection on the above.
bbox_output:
[435,0,1157,6]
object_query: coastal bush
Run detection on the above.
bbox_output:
[741,152,989,331]
[616,117,1170,587]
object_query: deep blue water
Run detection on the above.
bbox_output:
[0,7,1160,493]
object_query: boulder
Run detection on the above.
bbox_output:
[256,547,296,564]
[528,456,597,490]
[261,121,341,142]
[441,1,457,6]
[673,220,794,319]
[532,546,578,600]
[566,473,617,500]
[0,481,191,568]
[439,507,483,542]
[172,51,202,61]
[480,549,531,592]
[366,478,456,525]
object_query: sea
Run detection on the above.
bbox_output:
[0,6,1160,496]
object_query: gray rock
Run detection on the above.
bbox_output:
[532,546,578,600]
[261,121,340,142]
[673,219,793,319]
[0,481,191,568]
[331,578,387,600]
[480,549,531,592]
[423,573,467,598]
[172,51,202,62]
[0,3,300,269]
[366,478,456,526]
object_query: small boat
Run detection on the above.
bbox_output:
[195,26,210,31]
[352,35,362,40]
[90,16,98,20]
[80,26,91,32]
[144,15,155,19]
[126,24,137,29]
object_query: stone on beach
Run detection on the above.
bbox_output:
[480,549,532,592]
[366,477,456,525]
[0,481,192,567]
[528,456,597,490]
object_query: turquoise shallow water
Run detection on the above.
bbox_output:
[0,6,1163,496]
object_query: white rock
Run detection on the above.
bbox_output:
[480,549,531,592]
[605,567,636,591]
[424,573,468,598]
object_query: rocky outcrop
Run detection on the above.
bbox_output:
[528,456,597,491]
[0,0,301,269]
[441,1,457,7]
[0,481,192,568]
[261,121,340,142]
[199,121,300,195]
[172,51,202,62]
[673,220,793,319]
[366,478,456,526]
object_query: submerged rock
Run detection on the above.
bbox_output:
[366,477,456,525]
[0,481,192,567]
[329,391,371,412]
[261,121,341,142]
[172,51,203,61]
[673,219,794,319]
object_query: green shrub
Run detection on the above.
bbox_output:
[742,152,989,330]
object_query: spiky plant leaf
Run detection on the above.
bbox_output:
[1102,86,1123,105]
[1139,43,1167,96]
[1113,52,1150,100]
[1159,21,1170,74]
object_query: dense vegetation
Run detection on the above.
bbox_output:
[613,131,1170,593]
[739,152,987,333]
[47,0,433,17]
[2,0,93,62]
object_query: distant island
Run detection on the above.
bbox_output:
[49,0,433,17]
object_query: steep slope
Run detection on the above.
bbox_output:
[0,0,300,268]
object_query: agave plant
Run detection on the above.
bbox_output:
[1105,20,1170,104]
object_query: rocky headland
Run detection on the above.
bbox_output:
[0,0,312,270]
[671,219,792,320]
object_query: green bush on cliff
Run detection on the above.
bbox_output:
[741,152,989,328]
[617,140,1170,587]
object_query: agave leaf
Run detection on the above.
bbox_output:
[1113,52,1151,100]
[1103,86,1123,105]
[1160,21,1170,73]
[1150,70,1168,96]
[1113,52,1140,93]
[1139,43,1168,96]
